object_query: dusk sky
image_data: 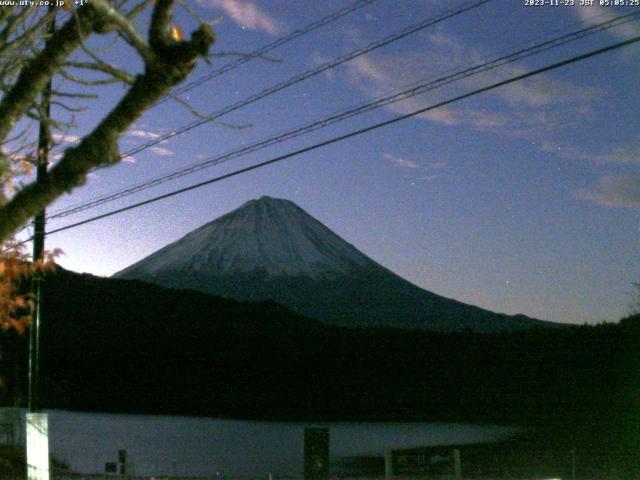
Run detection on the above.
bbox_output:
[18,0,640,325]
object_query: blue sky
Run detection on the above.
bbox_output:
[19,0,640,324]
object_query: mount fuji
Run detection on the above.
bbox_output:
[114,196,550,332]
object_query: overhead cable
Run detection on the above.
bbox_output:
[46,11,640,220]
[35,35,639,241]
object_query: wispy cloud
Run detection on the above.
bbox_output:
[200,0,281,34]
[419,174,441,182]
[572,5,640,40]
[575,174,640,208]
[345,33,601,135]
[52,133,80,145]
[383,153,452,183]
[426,32,601,108]
[383,153,418,169]
[121,155,137,164]
[149,146,174,157]
[539,139,640,165]
[589,144,640,166]
[127,129,160,140]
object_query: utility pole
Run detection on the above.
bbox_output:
[26,6,55,480]
[28,2,54,416]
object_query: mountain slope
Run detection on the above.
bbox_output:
[116,196,374,279]
[115,196,550,332]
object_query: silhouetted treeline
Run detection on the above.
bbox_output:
[1,268,639,474]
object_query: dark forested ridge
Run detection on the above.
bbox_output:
[2,267,639,430]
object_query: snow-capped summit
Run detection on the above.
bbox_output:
[115,196,551,332]
[116,196,374,280]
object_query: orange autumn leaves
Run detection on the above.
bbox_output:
[0,241,61,334]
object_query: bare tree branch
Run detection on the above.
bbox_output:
[64,60,135,84]
[59,68,124,87]
[149,0,175,50]
[50,100,87,113]
[0,6,97,143]
[0,1,215,242]
[125,1,151,20]
[166,93,249,130]
[51,90,99,99]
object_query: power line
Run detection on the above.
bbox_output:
[48,0,494,215]
[46,11,640,221]
[111,0,494,163]
[48,0,378,158]
[36,35,640,241]
[165,0,379,101]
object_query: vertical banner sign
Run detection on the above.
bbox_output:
[26,413,50,480]
[304,427,329,480]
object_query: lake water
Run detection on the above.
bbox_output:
[4,409,517,477]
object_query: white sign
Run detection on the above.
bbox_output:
[26,413,50,480]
